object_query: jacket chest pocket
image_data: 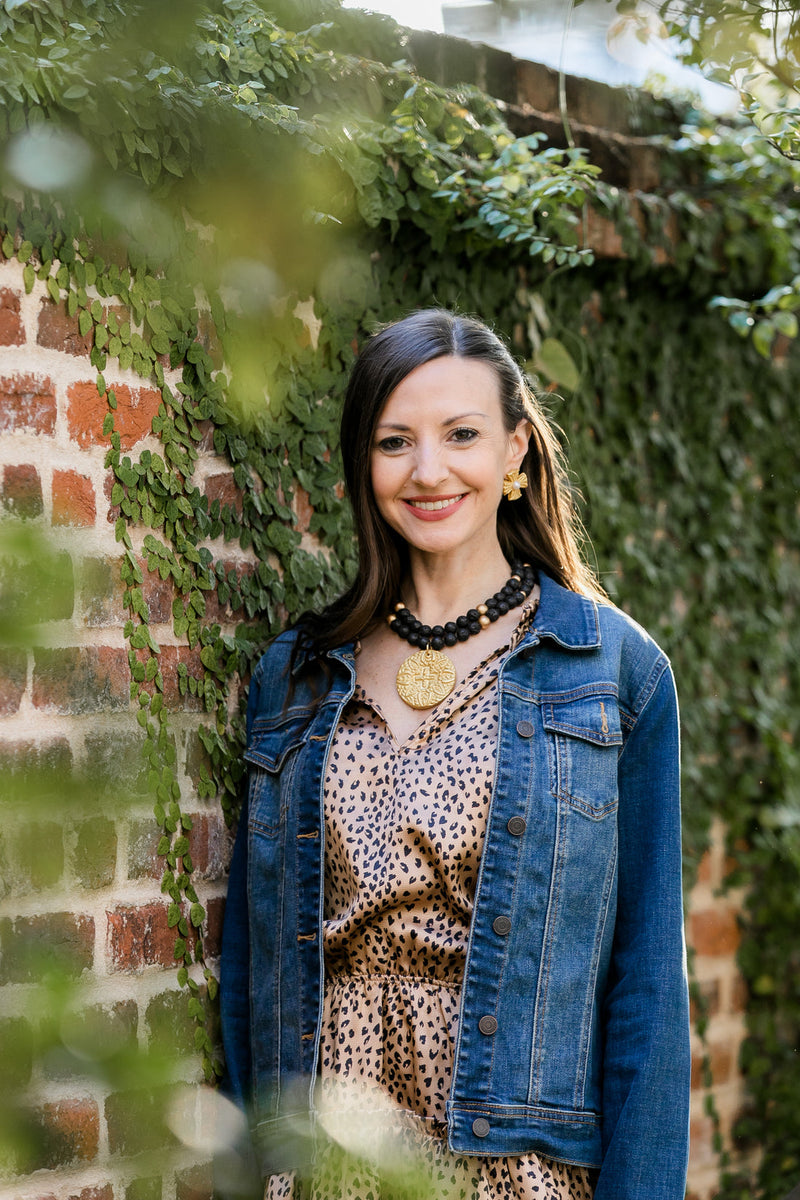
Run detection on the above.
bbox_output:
[243,713,312,838]
[541,693,623,818]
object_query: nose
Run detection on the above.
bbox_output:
[410,440,449,488]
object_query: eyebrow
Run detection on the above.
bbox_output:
[375,411,488,431]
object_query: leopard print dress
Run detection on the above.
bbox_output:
[266,598,596,1200]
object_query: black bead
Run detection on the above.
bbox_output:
[487,609,500,622]
[497,600,509,614]
[444,622,457,634]
[432,625,444,638]
[444,631,457,646]
[514,590,526,604]
[431,635,444,650]
[420,624,431,639]
[456,615,469,628]
[407,631,420,646]
[457,627,470,642]
[468,620,481,635]
[466,609,479,622]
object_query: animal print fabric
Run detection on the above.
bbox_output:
[266,593,596,1199]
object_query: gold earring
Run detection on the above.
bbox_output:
[502,469,528,501]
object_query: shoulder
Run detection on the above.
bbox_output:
[594,598,672,720]
[533,573,671,717]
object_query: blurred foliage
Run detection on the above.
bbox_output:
[607,0,800,360]
[0,0,799,1196]
[0,523,199,1179]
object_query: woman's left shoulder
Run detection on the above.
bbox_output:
[594,598,675,719]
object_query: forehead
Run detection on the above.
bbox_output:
[378,356,501,424]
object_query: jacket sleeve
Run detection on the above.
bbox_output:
[594,661,691,1200]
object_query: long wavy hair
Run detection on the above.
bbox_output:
[296,308,605,657]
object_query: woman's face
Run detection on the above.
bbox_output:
[370,355,530,564]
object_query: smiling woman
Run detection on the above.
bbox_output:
[220,310,691,1200]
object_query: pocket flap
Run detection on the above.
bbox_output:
[244,714,310,772]
[542,695,622,747]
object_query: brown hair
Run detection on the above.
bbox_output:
[296,308,604,656]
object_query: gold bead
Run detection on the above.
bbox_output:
[479,615,490,627]
[478,603,488,614]
[395,602,405,612]
[388,614,396,624]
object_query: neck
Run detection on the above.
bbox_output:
[401,547,514,627]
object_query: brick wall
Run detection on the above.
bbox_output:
[0,42,750,1191]
[0,251,253,1200]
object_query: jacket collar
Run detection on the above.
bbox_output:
[530,571,602,650]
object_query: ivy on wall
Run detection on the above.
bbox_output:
[1,0,800,1195]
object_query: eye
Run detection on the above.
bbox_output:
[375,435,408,453]
[450,426,479,444]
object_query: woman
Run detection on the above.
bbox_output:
[221,310,691,1200]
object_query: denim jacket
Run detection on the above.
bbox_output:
[220,572,691,1199]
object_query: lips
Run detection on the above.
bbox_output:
[401,493,467,521]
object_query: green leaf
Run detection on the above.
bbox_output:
[532,337,580,391]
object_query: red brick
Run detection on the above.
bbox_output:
[32,646,130,714]
[1,463,43,519]
[695,849,713,885]
[52,468,96,527]
[688,907,741,957]
[205,471,243,517]
[140,557,175,624]
[294,484,313,533]
[107,903,177,970]
[203,896,225,959]
[0,912,94,983]
[67,381,161,450]
[689,1114,717,1166]
[104,468,121,524]
[37,297,94,356]
[106,1087,175,1157]
[69,1188,113,1200]
[689,978,720,1023]
[0,373,56,435]
[0,287,24,345]
[581,207,626,258]
[159,644,204,712]
[80,555,126,627]
[0,648,27,715]
[730,972,749,1014]
[176,1163,213,1200]
[691,1040,733,1089]
[187,811,229,880]
[514,57,559,112]
[33,1098,100,1169]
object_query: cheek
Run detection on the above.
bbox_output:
[370,455,398,515]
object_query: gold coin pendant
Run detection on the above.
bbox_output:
[395,646,457,710]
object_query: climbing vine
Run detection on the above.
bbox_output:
[2,0,800,1194]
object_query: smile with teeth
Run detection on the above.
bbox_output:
[405,495,465,511]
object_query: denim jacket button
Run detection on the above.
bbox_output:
[506,816,526,836]
[472,1117,491,1138]
[478,1014,498,1035]
[516,719,535,737]
[492,915,512,936]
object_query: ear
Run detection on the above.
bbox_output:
[506,419,531,471]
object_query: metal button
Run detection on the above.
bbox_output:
[507,816,526,836]
[472,1117,491,1138]
[478,1014,498,1035]
[516,720,535,737]
[492,915,512,936]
